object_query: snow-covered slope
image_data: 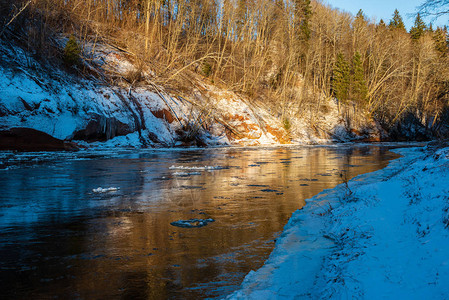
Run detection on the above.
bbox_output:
[0,41,296,148]
[229,145,449,299]
[0,39,388,149]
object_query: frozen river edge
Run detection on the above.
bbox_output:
[229,146,449,299]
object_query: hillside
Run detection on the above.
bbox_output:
[0,38,388,150]
[1,0,448,150]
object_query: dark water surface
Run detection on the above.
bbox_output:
[0,145,402,299]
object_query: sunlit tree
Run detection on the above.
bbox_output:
[410,13,427,40]
[389,9,406,31]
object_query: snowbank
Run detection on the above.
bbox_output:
[1,39,387,150]
[229,146,449,299]
[0,40,293,148]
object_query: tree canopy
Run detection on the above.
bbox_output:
[2,0,448,130]
[389,9,406,31]
[410,13,427,40]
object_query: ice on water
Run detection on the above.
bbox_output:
[92,187,120,193]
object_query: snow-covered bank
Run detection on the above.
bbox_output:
[0,39,389,150]
[0,40,291,148]
[229,145,449,299]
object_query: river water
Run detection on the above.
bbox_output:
[0,145,401,299]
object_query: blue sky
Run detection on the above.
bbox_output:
[326,0,449,30]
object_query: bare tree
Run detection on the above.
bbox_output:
[418,0,449,17]
[3,0,448,134]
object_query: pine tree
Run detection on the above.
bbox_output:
[299,1,312,42]
[433,27,448,56]
[354,9,366,27]
[64,35,81,67]
[332,53,350,103]
[351,52,368,104]
[294,0,312,42]
[389,9,406,31]
[377,19,387,32]
[410,13,427,40]
[354,10,367,36]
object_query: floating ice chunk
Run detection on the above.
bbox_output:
[170,218,215,228]
[172,171,202,176]
[92,187,120,193]
[169,165,227,171]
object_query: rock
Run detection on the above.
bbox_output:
[151,109,175,123]
[0,128,79,151]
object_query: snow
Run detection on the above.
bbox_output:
[92,187,120,193]
[0,39,367,148]
[88,132,144,148]
[172,171,202,176]
[0,44,288,147]
[0,51,180,145]
[229,146,449,299]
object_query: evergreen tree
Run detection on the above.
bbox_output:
[354,9,366,26]
[294,0,312,42]
[410,13,427,40]
[63,35,81,67]
[433,27,448,56]
[389,9,406,31]
[299,0,312,42]
[332,53,350,102]
[354,10,367,34]
[351,52,368,103]
[377,19,387,32]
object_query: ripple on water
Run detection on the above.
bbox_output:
[0,145,403,299]
[170,218,215,228]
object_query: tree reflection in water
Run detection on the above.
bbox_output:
[0,145,400,299]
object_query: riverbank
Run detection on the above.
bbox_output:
[1,38,411,151]
[229,145,449,299]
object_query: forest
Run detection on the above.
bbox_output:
[1,0,449,138]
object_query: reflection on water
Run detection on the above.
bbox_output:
[0,145,400,299]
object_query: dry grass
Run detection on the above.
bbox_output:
[1,0,449,137]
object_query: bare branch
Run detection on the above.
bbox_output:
[0,0,32,36]
[417,0,449,18]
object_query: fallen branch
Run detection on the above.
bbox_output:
[0,1,32,37]
[147,81,184,127]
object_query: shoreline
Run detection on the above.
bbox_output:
[229,146,449,299]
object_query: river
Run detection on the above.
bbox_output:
[0,145,402,299]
